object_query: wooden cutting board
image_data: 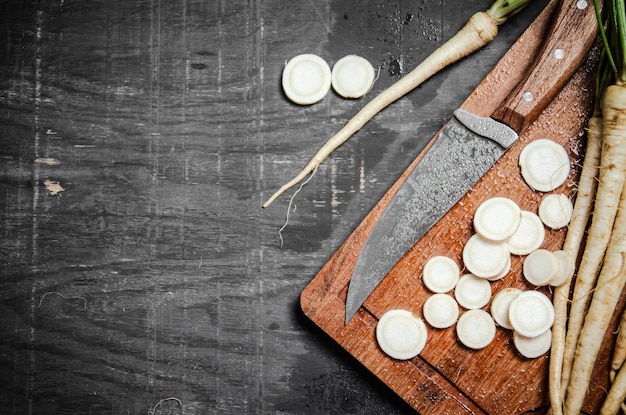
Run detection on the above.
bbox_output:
[300,1,626,414]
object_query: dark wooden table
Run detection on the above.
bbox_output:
[0,0,548,413]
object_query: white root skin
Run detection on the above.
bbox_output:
[561,85,626,401]
[564,183,626,415]
[601,360,626,415]
[262,11,499,208]
[610,308,626,382]
[549,114,602,415]
[563,84,626,415]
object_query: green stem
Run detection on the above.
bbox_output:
[595,0,626,93]
[615,0,626,82]
[595,0,617,76]
[487,0,532,24]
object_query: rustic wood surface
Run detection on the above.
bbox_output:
[300,2,625,415]
[0,0,591,413]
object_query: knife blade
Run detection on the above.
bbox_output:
[345,0,598,324]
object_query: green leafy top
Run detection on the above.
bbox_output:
[594,0,626,96]
[488,0,533,25]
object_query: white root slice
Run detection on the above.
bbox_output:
[422,256,460,293]
[376,309,428,360]
[519,138,571,192]
[423,294,459,329]
[549,250,575,287]
[331,55,376,99]
[487,254,511,281]
[506,210,545,255]
[462,234,510,279]
[490,287,522,330]
[473,197,522,242]
[514,329,552,359]
[454,274,492,310]
[456,309,496,350]
[523,249,559,286]
[262,11,499,208]
[538,193,573,229]
[509,290,554,338]
[281,54,332,105]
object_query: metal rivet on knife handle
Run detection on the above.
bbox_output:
[490,0,597,135]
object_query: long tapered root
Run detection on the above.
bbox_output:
[561,85,626,400]
[611,308,626,382]
[557,114,603,399]
[261,11,499,209]
[601,360,626,415]
[563,84,626,415]
[564,184,626,415]
[549,114,602,415]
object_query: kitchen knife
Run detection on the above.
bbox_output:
[345,0,598,324]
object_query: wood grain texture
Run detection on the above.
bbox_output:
[0,0,558,414]
[300,1,624,414]
[491,0,598,134]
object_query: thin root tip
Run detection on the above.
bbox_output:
[262,164,318,209]
[262,192,280,209]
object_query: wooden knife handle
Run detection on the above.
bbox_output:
[491,0,598,134]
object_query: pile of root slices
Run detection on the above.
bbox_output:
[376,138,574,360]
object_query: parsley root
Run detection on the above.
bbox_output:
[262,0,531,209]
